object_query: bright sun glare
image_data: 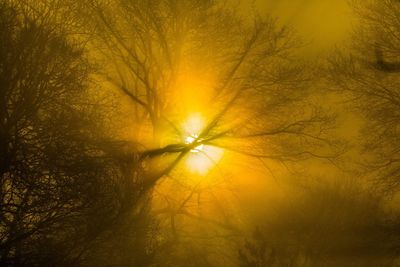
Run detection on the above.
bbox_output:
[184,134,204,153]
[182,114,224,175]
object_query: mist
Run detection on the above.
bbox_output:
[1,1,400,266]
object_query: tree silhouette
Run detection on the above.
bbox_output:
[0,0,348,266]
[0,2,149,266]
[84,0,340,188]
[81,0,341,265]
[329,0,400,192]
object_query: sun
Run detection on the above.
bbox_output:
[185,134,205,153]
[181,114,224,175]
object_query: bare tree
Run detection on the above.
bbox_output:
[0,1,148,266]
[80,0,341,265]
[328,0,400,192]
[85,0,340,187]
[0,0,347,266]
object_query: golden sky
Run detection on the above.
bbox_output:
[253,0,353,54]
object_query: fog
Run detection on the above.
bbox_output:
[1,1,400,266]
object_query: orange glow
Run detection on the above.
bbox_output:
[181,114,224,175]
[182,113,205,136]
[185,144,224,175]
